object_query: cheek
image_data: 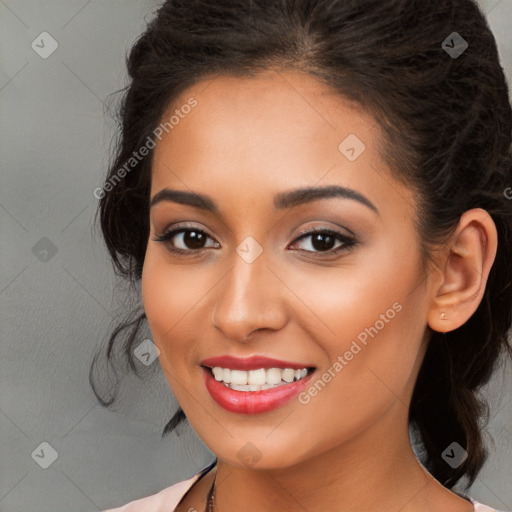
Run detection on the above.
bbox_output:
[281,248,419,355]
[280,288,426,462]
[141,250,207,368]
[287,242,427,410]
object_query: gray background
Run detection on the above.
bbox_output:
[0,1,511,511]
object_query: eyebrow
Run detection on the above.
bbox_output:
[149,185,379,214]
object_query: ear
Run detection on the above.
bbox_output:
[427,208,498,333]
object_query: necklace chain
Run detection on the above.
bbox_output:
[206,471,217,512]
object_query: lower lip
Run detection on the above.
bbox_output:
[202,366,315,414]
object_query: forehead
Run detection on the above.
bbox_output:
[150,69,413,216]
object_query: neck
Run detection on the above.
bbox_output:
[210,401,470,512]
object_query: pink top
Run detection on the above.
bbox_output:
[103,463,503,512]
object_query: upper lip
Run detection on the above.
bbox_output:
[200,355,315,371]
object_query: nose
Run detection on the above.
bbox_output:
[211,250,288,343]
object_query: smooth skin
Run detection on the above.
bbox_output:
[141,69,497,512]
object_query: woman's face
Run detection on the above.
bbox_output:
[142,69,432,468]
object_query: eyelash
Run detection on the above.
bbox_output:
[152,225,357,258]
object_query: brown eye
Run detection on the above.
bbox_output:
[152,228,220,253]
[290,228,356,255]
[177,229,208,249]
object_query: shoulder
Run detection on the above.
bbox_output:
[470,497,509,512]
[103,473,199,512]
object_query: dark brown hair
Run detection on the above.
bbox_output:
[90,0,512,490]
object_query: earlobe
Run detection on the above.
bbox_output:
[427,208,497,333]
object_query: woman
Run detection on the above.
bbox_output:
[92,0,512,511]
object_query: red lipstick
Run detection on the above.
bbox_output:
[200,355,315,414]
[200,355,314,370]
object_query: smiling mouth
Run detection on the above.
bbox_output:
[201,365,316,392]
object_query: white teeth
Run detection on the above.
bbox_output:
[210,366,311,391]
[266,368,282,385]
[222,368,231,383]
[295,369,308,380]
[230,369,248,385]
[282,368,295,383]
[230,384,250,391]
[248,368,266,385]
